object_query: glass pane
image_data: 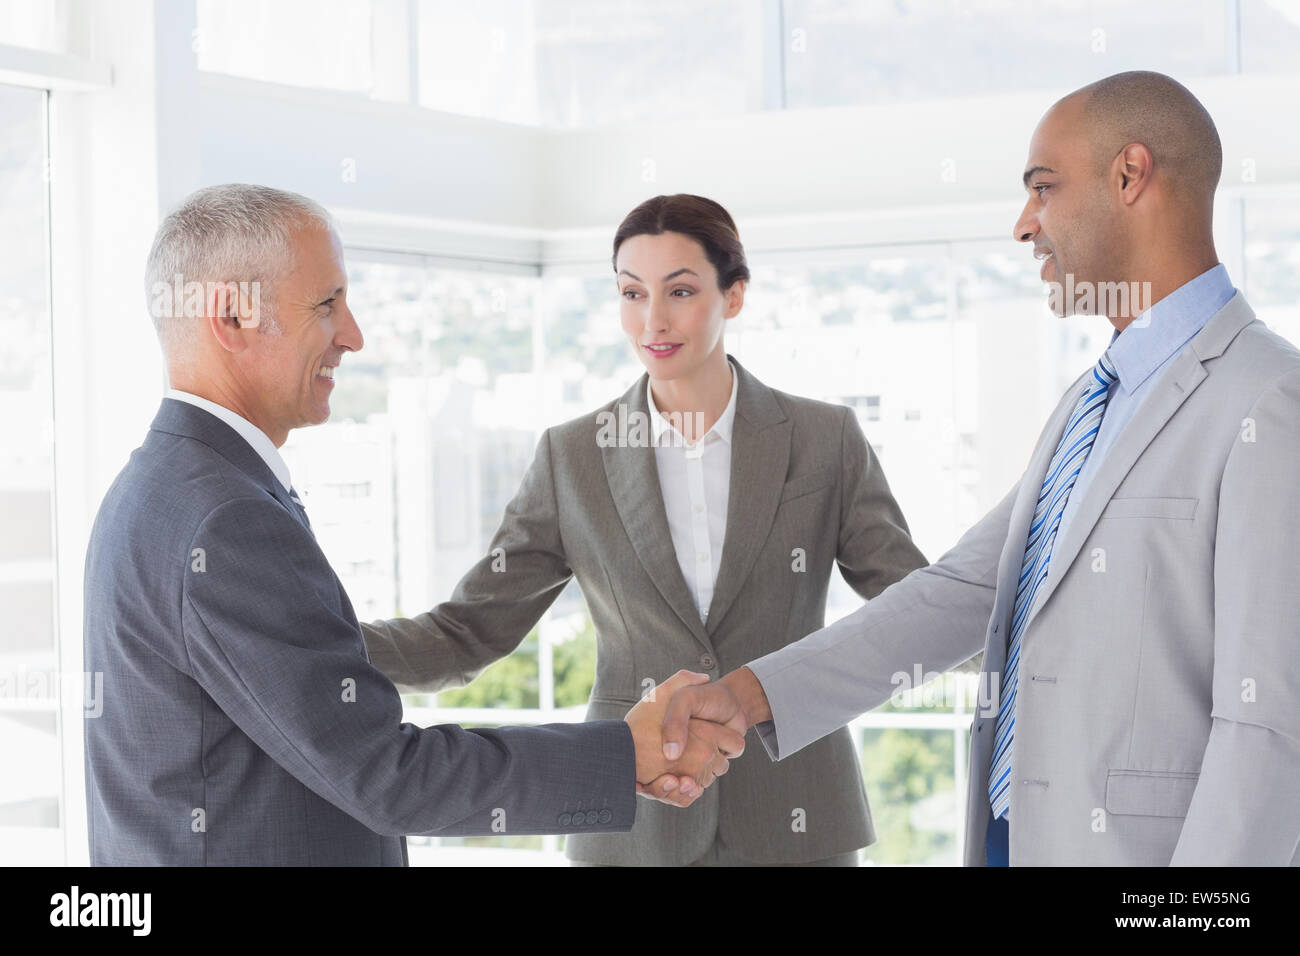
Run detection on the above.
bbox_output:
[543,273,643,418]
[860,727,961,865]
[783,0,1231,109]
[728,242,1111,622]
[0,0,71,53]
[953,241,1113,525]
[1241,0,1300,74]
[1244,197,1300,348]
[419,0,753,126]
[281,258,544,698]
[418,0,541,124]
[533,0,750,127]
[0,83,59,854]
[736,250,957,587]
[436,635,541,708]
[550,610,596,707]
[0,711,60,828]
[196,0,376,93]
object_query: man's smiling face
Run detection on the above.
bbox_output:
[1012,95,1124,317]
[242,224,363,444]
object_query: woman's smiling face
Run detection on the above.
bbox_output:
[616,230,744,382]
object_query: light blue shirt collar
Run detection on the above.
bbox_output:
[1106,263,1235,395]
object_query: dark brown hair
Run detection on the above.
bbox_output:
[612,194,750,291]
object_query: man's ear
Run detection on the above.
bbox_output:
[205,281,251,354]
[723,279,746,319]
[1115,142,1154,206]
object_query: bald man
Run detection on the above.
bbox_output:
[654,71,1300,866]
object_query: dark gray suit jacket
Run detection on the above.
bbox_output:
[83,398,636,865]
[363,357,928,865]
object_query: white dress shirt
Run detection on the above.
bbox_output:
[165,388,293,493]
[647,361,739,623]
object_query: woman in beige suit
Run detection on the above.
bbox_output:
[362,194,927,866]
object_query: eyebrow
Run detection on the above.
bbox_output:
[318,285,345,301]
[1022,165,1057,191]
[617,268,700,283]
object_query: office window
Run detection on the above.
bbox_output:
[279,257,614,861]
[740,249,951,610]
[0,0,73,53]
[1244,197,1300,348]
[542,273,642,412]
[1240,0,1300,74]
[531,0,751,127]
[196,0,377,94]
[417,0,540,123]
[282,258,542,623]
[0,85,59,864]
[197,0,754,124]
[860,726,959,865]
[783,0,1233,109]
[418,0,753,126]
[192,0,1300,128]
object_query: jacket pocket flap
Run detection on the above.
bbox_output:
[1100,496,1198,521]
[1105,769,1199,817]
[779,466,835,503]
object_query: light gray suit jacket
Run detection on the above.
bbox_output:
[362,356,928,865]
[747,292,1300,865]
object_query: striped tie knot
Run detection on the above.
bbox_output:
[1089,353,1119,393]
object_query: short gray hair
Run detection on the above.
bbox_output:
[144,183,333,352]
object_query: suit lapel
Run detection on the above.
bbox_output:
[704,360,791,635]
[1023,293,1256,630]
[151,398,304,528]
[601,377,711,647]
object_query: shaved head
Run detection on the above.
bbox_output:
[1013,71,1224,327]
[1072,70,1222,206]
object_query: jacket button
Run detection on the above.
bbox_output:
[585,810,599,825]
[558,812,572,826]
[598,809,612,824]
[700,654,716,669]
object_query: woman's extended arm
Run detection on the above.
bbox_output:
[360,428,572,693]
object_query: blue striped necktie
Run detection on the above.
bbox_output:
[988,352,1119,820]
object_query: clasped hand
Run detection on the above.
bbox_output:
[624,670,748,808]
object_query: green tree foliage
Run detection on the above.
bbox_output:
[859,728,957,866]
[552,622,597,708]
[436,634,540,709]
[433,620,597,710]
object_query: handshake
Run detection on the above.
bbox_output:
[623,667,771,808]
